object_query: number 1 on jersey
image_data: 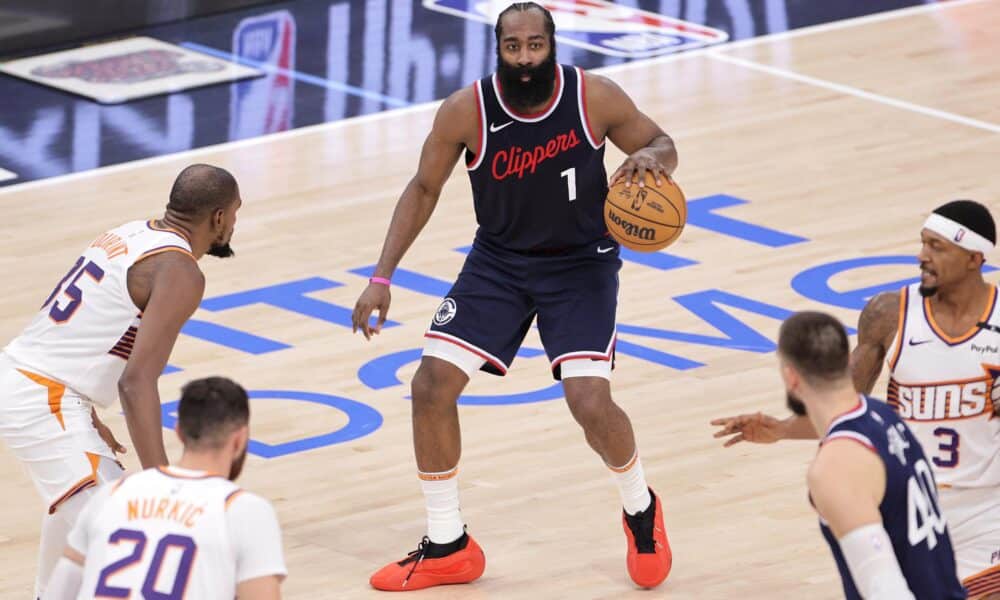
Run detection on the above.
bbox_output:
[560,167,577,202]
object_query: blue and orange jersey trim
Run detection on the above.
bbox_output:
[146,219,193,245]
[224,488,244,510]
[156,466,219,480]
[49,452,101,514]
[136,244,195,262]
[923,284,997,346]
[888,286,909,371]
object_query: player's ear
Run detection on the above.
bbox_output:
[174,422,186,445]
[231,424,249,453]
[780,361,798,390]
[969,250,985,270]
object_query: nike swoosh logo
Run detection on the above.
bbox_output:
[597,246,615,254]
[489,121,514,133]
[908,338,931,346]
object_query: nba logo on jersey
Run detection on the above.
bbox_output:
[423,0,728,58]
[230,10,296,139]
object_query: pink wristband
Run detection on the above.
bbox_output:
[369,276,391,287]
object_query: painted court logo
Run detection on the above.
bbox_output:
[31,49,223,84]
[434,298,458,325]
[423,0,728,58]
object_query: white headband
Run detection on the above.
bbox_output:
[923,213,995,254]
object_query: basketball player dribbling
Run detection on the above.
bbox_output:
[714,200,1000,599]
[352,2,676,591]
[0,164,241,598]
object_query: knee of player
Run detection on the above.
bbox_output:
[565,389,613,425]
[410,361,464,405]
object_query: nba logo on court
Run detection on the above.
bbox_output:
[423,0,728,58]
[230,10,296,139]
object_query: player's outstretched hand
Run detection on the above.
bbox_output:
[710,412,785,447]
[352,283,391,341]
[609,148,670,189]
[92,409,127,455]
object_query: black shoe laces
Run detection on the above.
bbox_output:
[398,536,431,587]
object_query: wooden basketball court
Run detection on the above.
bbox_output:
[1,0,998,597]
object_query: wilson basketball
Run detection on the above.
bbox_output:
[604,173,686,252]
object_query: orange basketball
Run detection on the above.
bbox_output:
[604,173,686,252]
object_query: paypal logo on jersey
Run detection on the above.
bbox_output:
[423,0,729,58]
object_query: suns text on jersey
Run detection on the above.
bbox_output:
[888,368,1000,421]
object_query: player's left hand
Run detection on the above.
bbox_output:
[92,408,127,455]
[609,148,672,189]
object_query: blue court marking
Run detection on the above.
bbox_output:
[161,390,383,458]
[792,255,1000,310]
[687,195,807,247]
[349,266,451,297]
[181,318,291,354]
[181,41,412,108]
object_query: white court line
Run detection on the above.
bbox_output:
[0,0,987,196]
[0,167,16,182]
[593,0,990,75]
[716,0,990,51]
[707,51,1000,134]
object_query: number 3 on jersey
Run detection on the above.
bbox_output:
[41,256,105,323]
[907,459,947,549]
[932,427,959,468]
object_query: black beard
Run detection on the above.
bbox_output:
[786,392,807,416]
[918,285,937,298]
[496,49,557,112]
[207,242,234,258]
[228,446,247,481]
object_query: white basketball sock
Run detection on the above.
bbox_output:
[609,451,652,516]
[419,467,464,544]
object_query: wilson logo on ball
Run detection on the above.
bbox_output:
[607,208,656,241]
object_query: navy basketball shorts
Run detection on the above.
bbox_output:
[424,238,620,380]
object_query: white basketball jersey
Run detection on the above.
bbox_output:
[886,283,1000,488]
[3,220,193,407]
[69,466,286,599]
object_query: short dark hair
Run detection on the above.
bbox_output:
[494,2,555,45]
[167,164,238,219]
[777,311,850,383]
[933,199,996,245]
[177,376,249,449]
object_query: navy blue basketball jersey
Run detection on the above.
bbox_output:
[818,396,965,600]
[465,64,608,252]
